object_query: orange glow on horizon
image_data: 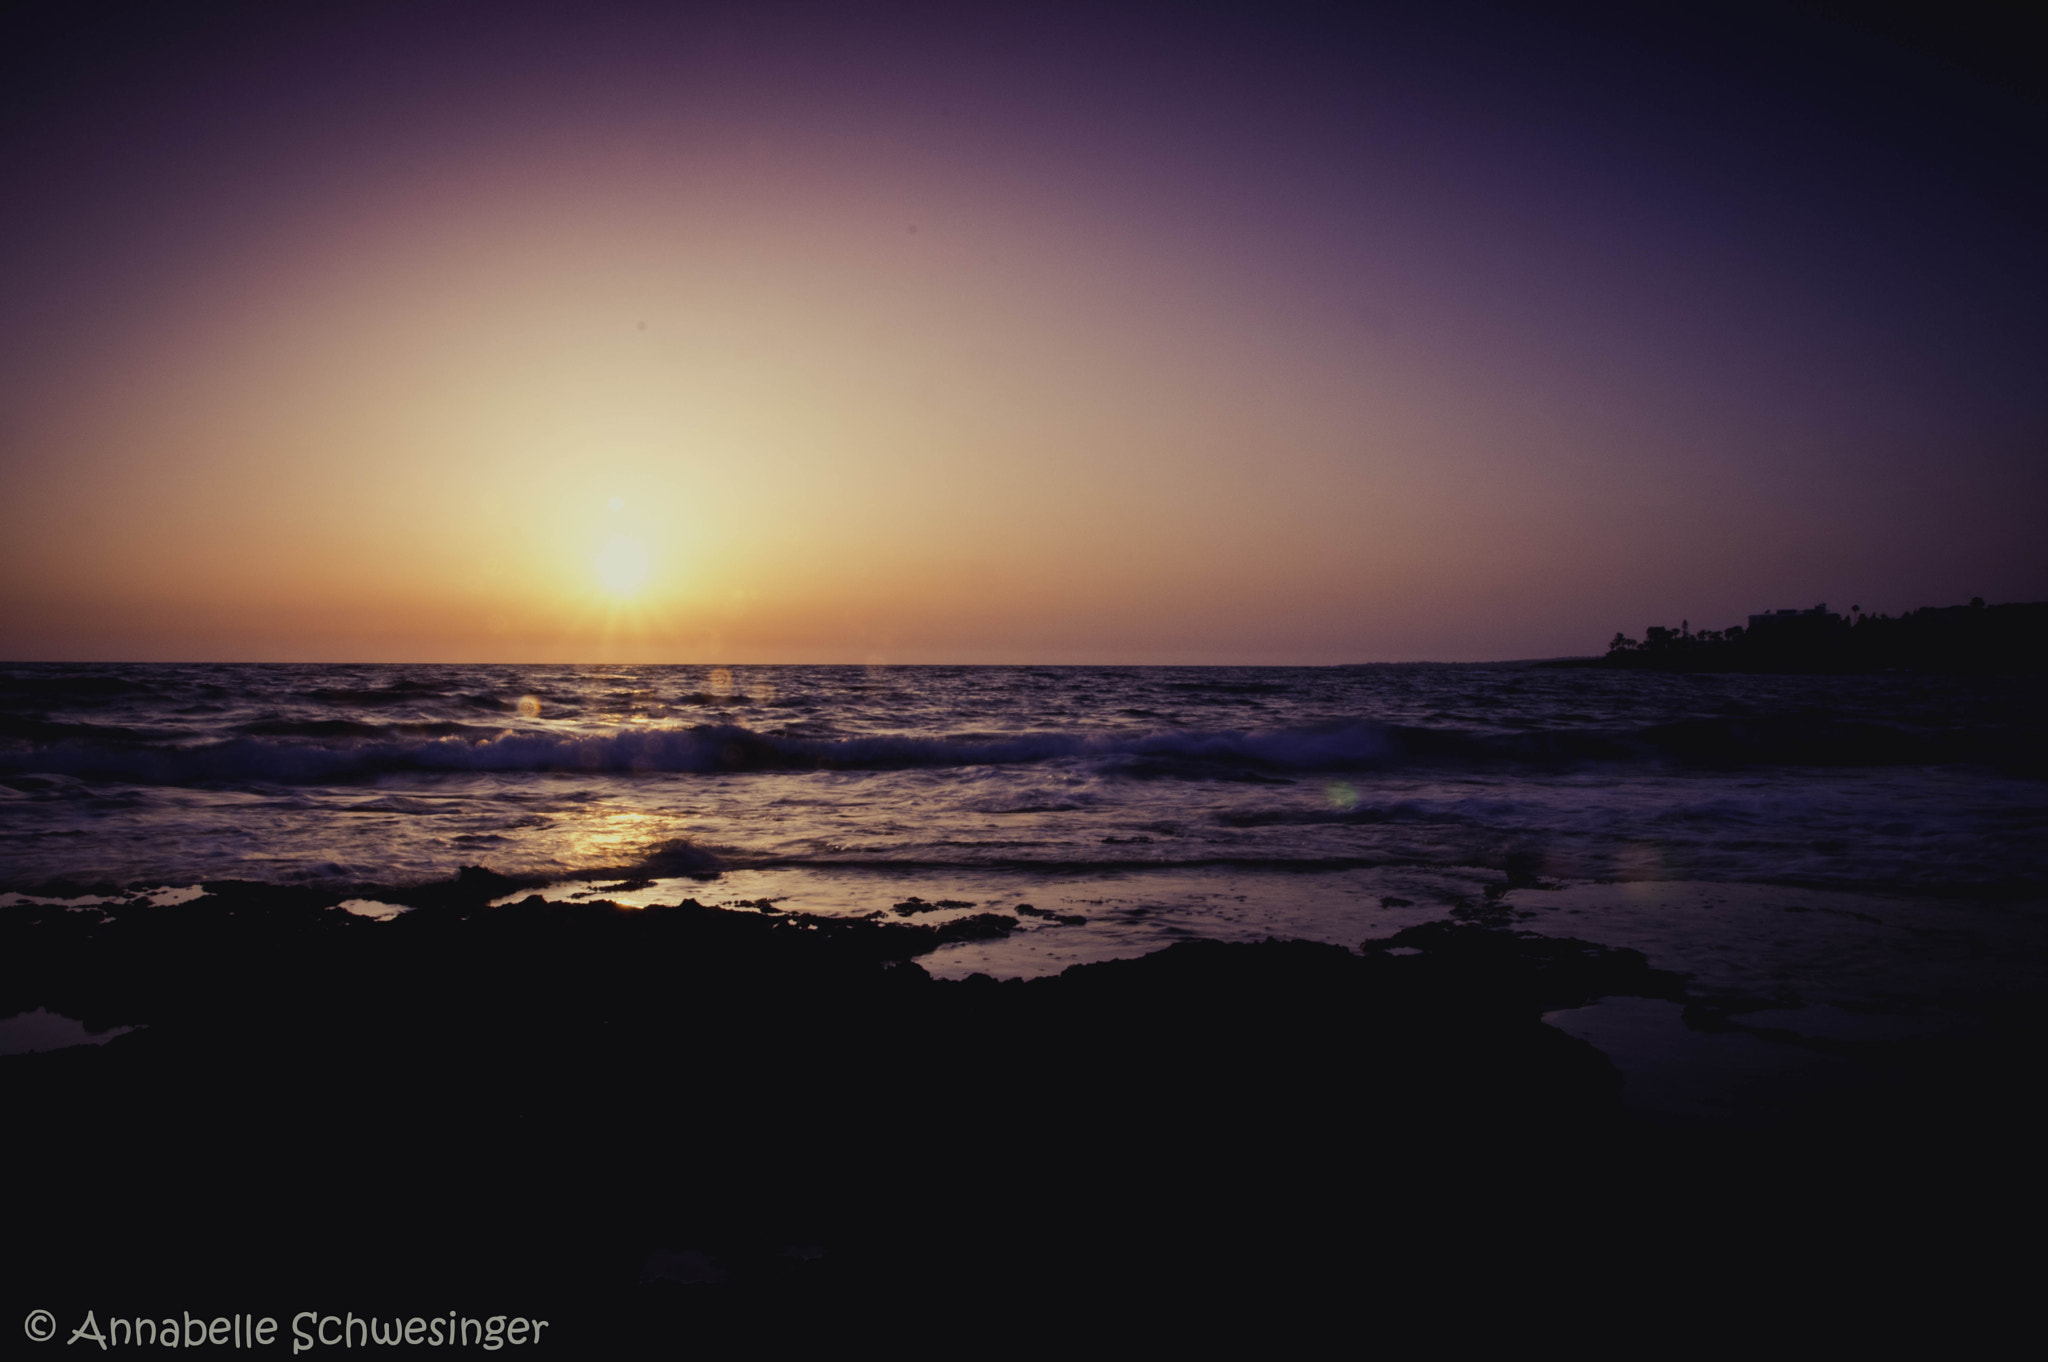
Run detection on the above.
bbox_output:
[4,6,2038,663]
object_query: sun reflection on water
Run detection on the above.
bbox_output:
[566,810,674,866]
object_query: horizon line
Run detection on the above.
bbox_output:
[0,656,1601,668]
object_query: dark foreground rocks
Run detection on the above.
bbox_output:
[3,876,2039,1348]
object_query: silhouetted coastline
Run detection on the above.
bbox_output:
[1553,598,2048,673]
[5,870,2035,1345]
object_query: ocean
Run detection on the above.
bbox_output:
[4,660,2043,1008]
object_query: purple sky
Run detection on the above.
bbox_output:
[2,0,2042,662]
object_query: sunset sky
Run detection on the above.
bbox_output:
[2,0,2042,663]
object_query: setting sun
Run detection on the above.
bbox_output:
[596,535,652,596]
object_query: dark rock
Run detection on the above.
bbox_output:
[2,888,2024,1346]
[386,864,533,912]
[931,912,1018,943]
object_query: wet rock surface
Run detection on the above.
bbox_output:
[2,871,2038,1346]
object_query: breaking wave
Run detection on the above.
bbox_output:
[0,713,2011,787]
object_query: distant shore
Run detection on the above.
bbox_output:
[1545,597,2048,674]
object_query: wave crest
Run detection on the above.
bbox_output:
[0,713,1991,786]
[1,720,1407,784]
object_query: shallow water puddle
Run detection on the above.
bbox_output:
[0,1008,139,1056]
[1545,996,1847,1126]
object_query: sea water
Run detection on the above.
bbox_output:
[3,662,2043,1009]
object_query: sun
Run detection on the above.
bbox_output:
[595,535,652,595]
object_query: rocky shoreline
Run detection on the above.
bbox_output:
[4,871,2036,1345]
